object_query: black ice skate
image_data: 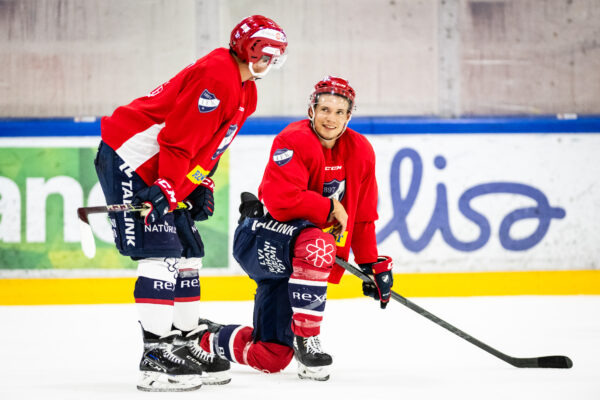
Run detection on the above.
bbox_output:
[137,330,204,392]
[293,334,333,381]
[197,317,225,333]
[173,324,231,385]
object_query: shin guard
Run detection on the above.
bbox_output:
[134,257,178,336]
[289,228,335,337]
[173,258,202,332]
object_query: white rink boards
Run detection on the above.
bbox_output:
[230,133,600,273]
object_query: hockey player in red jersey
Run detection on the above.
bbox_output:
[94,15,288,391]
[193,76,394,381]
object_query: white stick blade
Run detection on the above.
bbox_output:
[79,219,96,258]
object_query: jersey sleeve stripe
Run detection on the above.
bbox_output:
[115,122,164,170]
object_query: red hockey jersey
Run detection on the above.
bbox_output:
[258,120,379,283]
[101,48,257,202]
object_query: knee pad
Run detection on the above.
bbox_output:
[246,341,294,373]
[292,228,336,280]
[214,325,292,373]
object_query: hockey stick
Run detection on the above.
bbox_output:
[77,202,188,259]
[335,257,573,369]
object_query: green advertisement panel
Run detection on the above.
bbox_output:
[0,146,229,270]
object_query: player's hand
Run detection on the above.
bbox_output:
[132,178,177,225]
[358,256,394,309]
[327,199,348,238]
[185,178,215,222]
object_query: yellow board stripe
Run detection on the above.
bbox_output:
[1,270,599,306]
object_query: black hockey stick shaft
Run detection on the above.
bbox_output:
[77,204,148,223]
[77,202,189,223]
[335,257,573,369]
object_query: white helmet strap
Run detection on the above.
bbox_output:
[248,61,273,79]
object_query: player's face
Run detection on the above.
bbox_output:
[312,94,351,144]
[252,55,271,74]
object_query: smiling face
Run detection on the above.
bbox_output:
[310,94,351,148]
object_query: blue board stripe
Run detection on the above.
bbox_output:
[1,115,599,137]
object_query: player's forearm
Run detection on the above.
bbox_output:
[156,147,191,202]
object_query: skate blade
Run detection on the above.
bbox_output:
[137,371,203,392]
[202,370,232,385]
[297,364,330,381]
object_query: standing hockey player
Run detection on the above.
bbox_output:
[94,15,288,391]
[192,76,394,381]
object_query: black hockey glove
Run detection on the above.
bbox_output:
[185,178,215,222]
[358,256,394,309]
[238,192,264,223]
[132,178,177,225]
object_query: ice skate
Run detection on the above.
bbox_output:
[173,324,231,385]
[293,334,332,381]
[198,317,225,333]
[137,330,204,392]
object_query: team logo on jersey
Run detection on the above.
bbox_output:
[273,148,293,166]
[198,89,220,113]
[211,124,237,160]
[323,179,346,201]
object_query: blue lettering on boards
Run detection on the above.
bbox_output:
[377,148,566,252]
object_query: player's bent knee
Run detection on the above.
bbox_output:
[293,227,336,267]
[247,341,294,373]
[293,227,336,273]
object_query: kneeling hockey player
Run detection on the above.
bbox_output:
[192,76,394,381]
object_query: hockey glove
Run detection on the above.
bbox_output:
[238,192,264,223]
[185,177,215,222]
[132,178,178,225]
[358,256,394,309]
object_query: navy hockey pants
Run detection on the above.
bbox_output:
[233,214,315,347]
[94,141,204,259]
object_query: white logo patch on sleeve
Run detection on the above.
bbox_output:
[273,148,293,166]
[198,89,220,113]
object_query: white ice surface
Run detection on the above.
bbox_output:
[1,296,598,400]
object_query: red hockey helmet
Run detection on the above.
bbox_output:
[310,76,356,112]
[230,15,288,77]
[308,76,356,141]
